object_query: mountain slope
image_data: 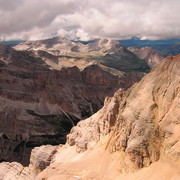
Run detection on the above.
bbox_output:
[1,54,179,180]
[0,45,143,166]
[14,37,150,72]
[119,38,180,57]
[129,46,164,67]
[11,54,179,180]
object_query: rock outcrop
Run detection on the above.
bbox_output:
[37,54,180,179]
[1,54,179,180]
[0,162,35,180]
[0,44,144,165]
[4,54,178,180]
[67,54,180,167]
[129,46,164,68]
[14,37,128,56]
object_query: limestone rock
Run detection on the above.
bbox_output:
[35,54,180,179]
[0,162,35,180]
[67,54,180,171]
[30,145,58,172]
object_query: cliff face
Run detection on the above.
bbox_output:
[0,45,143,166]
[67,54,180,165]
[129,46,164,68]
[39,54,179,180]
[3,54,178,180]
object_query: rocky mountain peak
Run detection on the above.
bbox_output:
[14,36,125,56]
[129,46,164,68]
[88,38,124,54]
[73,53,178,155]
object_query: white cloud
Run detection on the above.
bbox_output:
[0,0,180,40]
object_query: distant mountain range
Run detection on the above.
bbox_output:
[14,37,150,72]
[0,40,25,47]
[119,38,180,56]
[1,38,179,57]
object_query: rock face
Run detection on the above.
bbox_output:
[30,145,58,172]
[0,145,58,180]
[66,54,180,168]
[129,46,164,68]
[37,54,179,179]
[0,44,144,166]
[3,54,178,180]
[0,162,35,180]
[14,37,150,72]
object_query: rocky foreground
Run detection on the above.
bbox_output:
[1,54,179,179]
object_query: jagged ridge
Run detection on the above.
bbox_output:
[1,54,179,180]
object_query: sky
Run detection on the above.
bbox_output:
[0,0,180,41]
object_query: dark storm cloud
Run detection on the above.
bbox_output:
[0,0,180,40]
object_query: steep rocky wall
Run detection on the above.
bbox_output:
[67,55,180,172]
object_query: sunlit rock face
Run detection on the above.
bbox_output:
[33,54,179,180]
[67,54,180,169]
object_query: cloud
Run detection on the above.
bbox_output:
[0,0,180,40]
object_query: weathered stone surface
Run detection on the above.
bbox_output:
[0,145,58,180]
[29,54,179,180]
[67,55,180,171]
[0,162,35,180]
[30,145,58,172]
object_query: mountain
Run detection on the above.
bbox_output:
[0,40,25,47]
[119,38,180,57]
[153,43,180,56]
[129,46,164,68]
[0,45,144,166]
[14,37,150,72]
[1,54,179,180]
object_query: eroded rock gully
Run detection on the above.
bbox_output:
[0,45,143,166]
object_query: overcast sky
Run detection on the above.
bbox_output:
[0,0,180,41]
